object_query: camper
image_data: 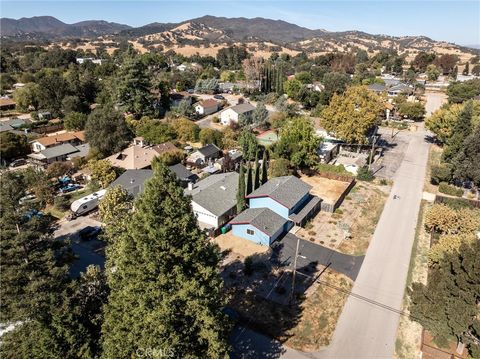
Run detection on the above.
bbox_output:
[70,190,106,217]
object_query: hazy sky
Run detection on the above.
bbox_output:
[1,1,479,45]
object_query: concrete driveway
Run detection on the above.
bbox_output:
[271,233,364,281]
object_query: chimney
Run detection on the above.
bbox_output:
[187,182,194,191]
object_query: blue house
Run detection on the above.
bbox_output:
[246,176,321,227]
[230,176,322,245]
[230,208,292,246]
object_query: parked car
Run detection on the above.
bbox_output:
[19,194,37,205]
[79,226,102,241]
[9,159,27,168]
[59,183,82,193]
[213,94,225,100]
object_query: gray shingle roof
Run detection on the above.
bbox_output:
[169,163,197,182]
[368,83,386,92]
[230,207,288,237]
[110,169,153,197]
[68,143,90,159]
[230,103,255,114]
[198,144,221,158]
[184,172,239,217]
[38,143,79,159]
[246,176,312,209]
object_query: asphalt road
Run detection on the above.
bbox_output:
[271,233,364,281]
[313,126,430,358]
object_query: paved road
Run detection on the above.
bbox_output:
[424,91,447,117]
[313,126,430,358]
[271,233,364,281]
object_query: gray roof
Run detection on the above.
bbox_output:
[368,83,386,92]
[184,172,239,216]
[0,122,13,132]
[230,207,288,237]
[388,83,411,93]
[33,143,79,160]
[68,143,90,159]
[169,163,197,182]
[230,103,255,115]
[198,144,221,158]
[110,169,153,197]
[246,176,312,209]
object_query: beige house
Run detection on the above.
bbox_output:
[194,99,219,116]
[106,141,179,170]
[30,131,86,153]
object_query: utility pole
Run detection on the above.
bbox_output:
[290,236,301,304]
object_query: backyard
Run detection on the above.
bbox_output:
[296,180,390,255]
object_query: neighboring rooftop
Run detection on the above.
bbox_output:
[246,176,312,209]
[185,172,239,216]
[367,83,386,92]
[106,142,178,170]
[197,143,221,158]
[198,99,218,108]
[169,163,198,182]
[230,207,289,237]
[29,143,79,160]
[34,131,85,147]
[229,103,255,114]
[110,169,153,197]
[68,143,90,159]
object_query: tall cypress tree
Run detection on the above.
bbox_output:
[253,152,260,190]
[261,150,269,185]
[237,163,246,212]
[102,162,230,358]
[246,163,253,195]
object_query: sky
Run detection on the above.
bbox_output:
[1,1,479,45]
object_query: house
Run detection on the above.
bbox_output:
[67,143,90,160]
[318,142,340,163]
[186,144,222,167]
[31,131,85,153]
[170,91,193,107]
[105,142,179,170]
[27,143,86,166]
[184,172,239,230]
[0,97,16,111]
[388,83,413,96]
[220,103,255,126]
[110,169,154,197]
[168,163,198,187]
[367,83,387,93]
[194,99,219,116]
[230,208,292,246]
[246,176,322,227]
[0,117,27,133]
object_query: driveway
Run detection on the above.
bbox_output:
[271,233,364,281]
[54,215,105,277]
[424,91,447,117]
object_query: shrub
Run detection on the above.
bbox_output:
[54,195,71,211]
[334,208,344,215]
[356,166,374,181]
[212,116,220,123]
[431,164,452,185]
[379,178,388,185]
[438,182,463,197]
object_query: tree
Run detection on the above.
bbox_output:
[426,64,440,81]
[136,120,176,145]
[283,79,302,100]
[452,123,480,186]
[321,72,351,102]
[398,102,426,121]
[446,79,480,103]
[115,56,154,118]
[275,117,321,168]
[463,61,470,75]
[237,164,246,212]
[0,132,29,163]
[199,128,223,147]
[320,86,383,144]
[252,102,269,127]
[238,129,258,161]
[85,106,133,157]
[443,100,475,162]
[88,159,117,188]
[433,54,458,75]
[36,69,68,116]
[261,150,268,184]
[410,240,480,357]
[46,161,72,179]
[246,163,253,195]
[171,118,200,142]
[295,71,312,84]
[471,64,480,76]
[425,103,464,143]
[99,185,133,241]
[63,111,88,131]
[424,203,459,234]
[101,163,230,358]
[13,82,40,111]
[253,153,260,190]
[412,52,436,72]
[269,158,290,178]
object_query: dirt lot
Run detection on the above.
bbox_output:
[214,232,269,260]
[299,174,351,205]
[297,181,390,255]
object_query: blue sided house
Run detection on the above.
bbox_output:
[230,208,292,246]
[230,176,322,245]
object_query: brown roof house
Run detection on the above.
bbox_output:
[106,141,179,170]
[31,131,86,153]
[194,99,219,116]
[0,97,16,111]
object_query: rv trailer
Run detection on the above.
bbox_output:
[70,189,107,217]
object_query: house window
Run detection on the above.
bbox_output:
[246,229,255,236]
